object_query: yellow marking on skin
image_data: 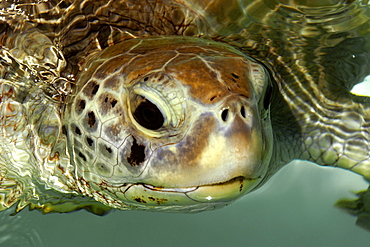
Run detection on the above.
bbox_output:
[186,177,261,202]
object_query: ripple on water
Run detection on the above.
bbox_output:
[0,210,43,247]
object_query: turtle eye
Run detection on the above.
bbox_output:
[133,98,164,130]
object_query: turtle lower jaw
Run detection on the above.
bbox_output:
[183,176,262,203]
[121,176,262,212]
[143,176,260,201]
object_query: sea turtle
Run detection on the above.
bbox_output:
[0,0,369,224]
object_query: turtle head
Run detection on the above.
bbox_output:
[67,37,273,212]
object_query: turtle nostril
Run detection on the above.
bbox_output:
[240,106,246,118]
[221,109,229,122]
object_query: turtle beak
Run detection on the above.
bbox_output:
[183,96,268,202]
[142,95,270,203]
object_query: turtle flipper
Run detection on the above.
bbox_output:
[336,186,370,231]
[1,170,111,215]
[0,173,23,212]
[27,195,112,216]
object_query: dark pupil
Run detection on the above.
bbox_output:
[133,99,164,130]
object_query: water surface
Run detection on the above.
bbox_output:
[1,161,369,247]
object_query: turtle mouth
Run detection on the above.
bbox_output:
[145,176,260,202]
[122,176,262,211]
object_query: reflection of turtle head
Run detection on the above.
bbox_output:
[67,36,273,211]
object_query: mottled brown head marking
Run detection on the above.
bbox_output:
[74,126,82,136]
[87,38,253,104]
[99,143,114,159]
[78,152,87,162]
[87,111,96,128]
[76,99,86,113]
[231,73,239,80]
[127,137,146,167]
[86,137,94,147]
[83,80,100,99]
[98,93,119,117]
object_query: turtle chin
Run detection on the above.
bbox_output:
[118,176,263,212]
